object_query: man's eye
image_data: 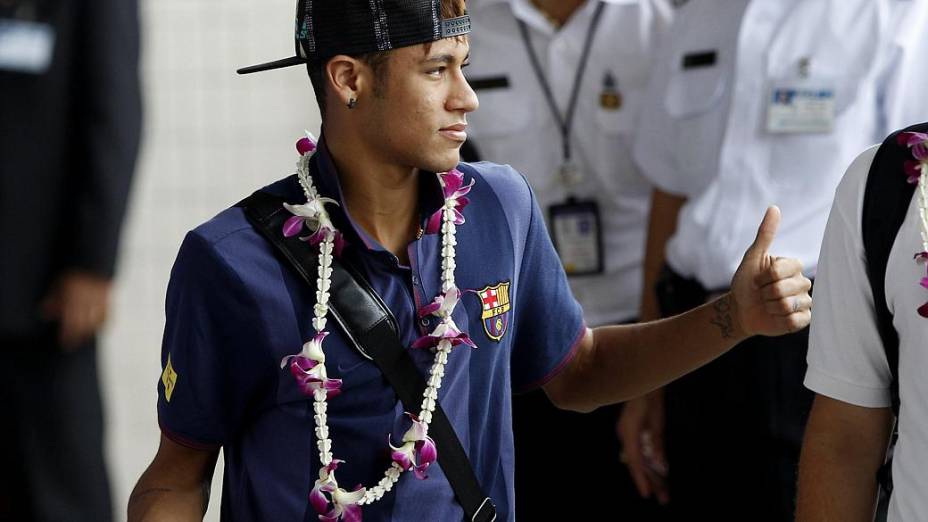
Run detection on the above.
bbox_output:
[462,62,471,69]
[428,67,447,76]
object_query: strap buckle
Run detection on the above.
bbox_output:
[472,497,497,522]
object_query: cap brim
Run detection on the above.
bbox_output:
[237,56,307,75]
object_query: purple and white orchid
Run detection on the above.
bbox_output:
[411,318,477,350]
[389,413,438,480]
[425,169,474,234]
[899,131,928,160]
[900,134,928,319]
[310,460,365,522]
[418,287,461,318]
[281,332,342,398]
[919,256,928,318]
[900,132,928,184]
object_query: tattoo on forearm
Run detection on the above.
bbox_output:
[710,295,735,339]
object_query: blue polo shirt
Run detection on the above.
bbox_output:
[157,139,586,521]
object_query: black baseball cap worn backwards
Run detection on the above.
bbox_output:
[238,0,472,75]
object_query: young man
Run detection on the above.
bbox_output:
[464,0,672,518]
[619,0,928,519]
[797,124,928,522]
[128,1,811,520]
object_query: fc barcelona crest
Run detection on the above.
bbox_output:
[478,281,511,341]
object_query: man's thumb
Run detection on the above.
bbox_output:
[747,206,781,258]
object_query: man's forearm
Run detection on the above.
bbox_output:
[556,293,747,412]
[796,396,894,522]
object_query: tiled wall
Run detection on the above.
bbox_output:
[101,1,321,519]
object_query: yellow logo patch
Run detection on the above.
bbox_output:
[161,354,178,403]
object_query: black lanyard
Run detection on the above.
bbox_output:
[517,1,606,165]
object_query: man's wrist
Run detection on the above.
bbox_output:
[709,293,749,342]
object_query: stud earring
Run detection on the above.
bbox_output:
[347,97,357,109]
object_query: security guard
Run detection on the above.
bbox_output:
[464,0,672,518]
[619,1,928,520]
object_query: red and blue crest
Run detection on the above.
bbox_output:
[478,281,511,342]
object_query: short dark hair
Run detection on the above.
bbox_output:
[307,0,466,118]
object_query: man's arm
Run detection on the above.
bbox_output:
[128,434,220,522]
[544,206,812,412]
[795,395,894,522]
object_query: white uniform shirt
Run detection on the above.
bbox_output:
[633,0,928,290]
[805,146,928,522]
[466,0,672,325]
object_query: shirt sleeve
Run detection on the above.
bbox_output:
[157,230,273,449]
[67,0,142,277]
[508,178,587,393]
[804,146,893,408]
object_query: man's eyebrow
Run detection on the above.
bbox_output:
[422,53,470,65]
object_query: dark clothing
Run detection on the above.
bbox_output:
[0,0,141,335]
[0,0,141,519]
[512,390,671,521]
[0,333,112,522]
[657,267,813,522]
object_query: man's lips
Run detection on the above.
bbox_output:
[439,123,468,142]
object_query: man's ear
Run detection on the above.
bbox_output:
[325,55,371,108]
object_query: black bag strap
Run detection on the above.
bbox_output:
[862,123,925,493]
[236,189,496,522]
[862,125,924,417]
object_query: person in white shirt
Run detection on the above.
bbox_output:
[464,0,673,518]
[797,124,928,522]
[618,0,928,519]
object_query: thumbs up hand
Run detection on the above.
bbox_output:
[730,206,812,337]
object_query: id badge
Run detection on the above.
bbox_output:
[0,18,55,74]
[766,80,836,134]
[549,198,603,276]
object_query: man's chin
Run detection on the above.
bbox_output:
[423,152,461,174]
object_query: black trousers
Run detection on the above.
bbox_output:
[512,319,670,521]
[0,332,113,522]
[657,267,813,522]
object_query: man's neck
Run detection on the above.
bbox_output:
[530,0,587,27]
[323,128,421,263]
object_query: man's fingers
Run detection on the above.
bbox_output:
[627,457,653,499]
[760,275,812,301]
[764,294,813,316]
[753,257,803,288]
[777,310,812,333]
[746,206,781,259]
[620,434,652,498]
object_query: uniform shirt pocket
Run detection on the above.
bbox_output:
[663,56,727,119]
[467,73,536,137]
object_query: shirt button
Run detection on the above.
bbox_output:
[411,274,420,285]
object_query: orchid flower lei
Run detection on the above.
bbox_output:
[278,134,477,521]
[898,131,928,317]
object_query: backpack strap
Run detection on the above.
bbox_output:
[861,123,926,493]
[235,189,497,522]
[862,125,924,417]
